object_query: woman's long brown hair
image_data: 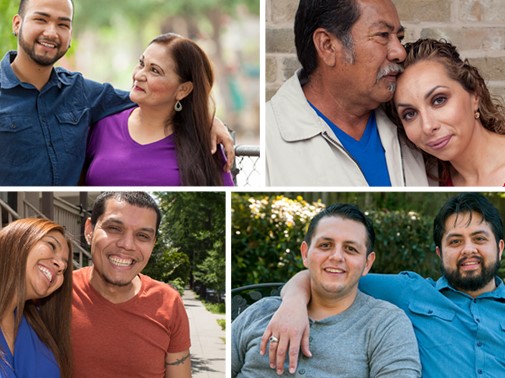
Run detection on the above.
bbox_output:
[0,218,73,378]
[150,33,225,186]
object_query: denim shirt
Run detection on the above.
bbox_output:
[360,272,505,378]
[0,51,134,185]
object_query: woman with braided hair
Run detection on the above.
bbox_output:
[385,38,505,186]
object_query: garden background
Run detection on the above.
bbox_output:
[232,192,505,288]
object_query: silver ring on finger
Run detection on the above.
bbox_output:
[269,335,279,344]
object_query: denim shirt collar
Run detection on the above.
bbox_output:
[1,50,71,90]
[436,275,505,299]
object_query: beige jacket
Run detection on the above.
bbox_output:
[265,72,429,187]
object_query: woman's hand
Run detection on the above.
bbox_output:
[211,117,235,171]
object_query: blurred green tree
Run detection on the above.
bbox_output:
[155,192,226,300]
[0,0,18,58]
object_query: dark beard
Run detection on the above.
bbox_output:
[18,25,67,66]
[442,255,500,292]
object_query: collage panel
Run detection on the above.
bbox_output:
[231,191,505,377]
[265,0,505,187]
[0,191,226,377]
[0,0,259,187]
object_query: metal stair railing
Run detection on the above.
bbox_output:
[0,198,91,269]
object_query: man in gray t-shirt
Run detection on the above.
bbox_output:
[232,203,421,377]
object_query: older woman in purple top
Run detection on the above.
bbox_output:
[84,33,234,186]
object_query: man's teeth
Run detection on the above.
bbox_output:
[38,265,53,282]
[462,261,479,266]
[39,41,56,48]
[325,268,344,273]
[109,256,133,267]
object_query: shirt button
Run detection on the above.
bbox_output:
[476,318,481,323]
[478,369,483,374]
[299,369,306,375]
[477,342,482,347]
[427,310,433,314]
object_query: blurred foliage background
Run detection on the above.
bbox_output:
[0,0,259,145]
[141,192,225,302]
[232,192,505,288]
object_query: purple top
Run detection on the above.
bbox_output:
[84,107,234,186]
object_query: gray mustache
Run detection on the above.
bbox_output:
[377,64,404,81]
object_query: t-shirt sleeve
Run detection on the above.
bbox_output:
[368,307,421,377]
[167,294,191,353]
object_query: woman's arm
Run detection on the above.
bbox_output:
[211,118,235,171]
[259,270,312,375]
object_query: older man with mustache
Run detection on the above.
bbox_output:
[266,0,428,187]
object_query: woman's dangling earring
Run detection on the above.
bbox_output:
[474,111,480,119]
[174,100,182,112]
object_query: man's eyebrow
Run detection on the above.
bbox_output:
[33,11,72,23]
[371,21,405,34]
[445,229,491,239]
[102,218,155,235]
[316,236,363,246]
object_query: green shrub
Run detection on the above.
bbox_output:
[232,194,325,287]
[366,210,439,279]
[217,319,226,331]
[232,194,442,287]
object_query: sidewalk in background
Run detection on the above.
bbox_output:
[183,289,226,377]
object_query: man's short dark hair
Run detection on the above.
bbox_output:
[294,0,360,79]
[433,193,504,250]
[304,203,375,254]
[90,192,162,234]
[18,0,74,17]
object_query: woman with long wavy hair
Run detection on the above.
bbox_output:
[384,38,505,186]
[0,218,73,377]
[84,33,234,186]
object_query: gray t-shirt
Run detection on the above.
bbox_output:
[232,290,421,377]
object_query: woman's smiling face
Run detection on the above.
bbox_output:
[394,60,479,161]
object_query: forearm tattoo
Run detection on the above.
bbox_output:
[166,352,191,366]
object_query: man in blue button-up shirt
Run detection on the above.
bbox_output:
[0,0,134,185]
[265,193,505,378]
[1,0,233,186]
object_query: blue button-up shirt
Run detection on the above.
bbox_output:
[0,51,134,185]
[360,272,505,378]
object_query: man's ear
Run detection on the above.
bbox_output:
[312,28,338,67]
[84,218,93,245]
[12,14,21,36]
[301,241,309,269]
[436,246,442,259]
[362,251,376,276]
[176,81,194,101]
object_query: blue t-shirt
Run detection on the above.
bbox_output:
[0,314,60,378]
[360,272,505,378]
[0,51,133,185]
[309,103,391,186]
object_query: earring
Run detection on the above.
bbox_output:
[474,111,480,119]
[13,32,17,36]
[174,100,182,112]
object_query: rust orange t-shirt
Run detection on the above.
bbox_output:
[71,267,191,377]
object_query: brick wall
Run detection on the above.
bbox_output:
[265,0,505,101]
